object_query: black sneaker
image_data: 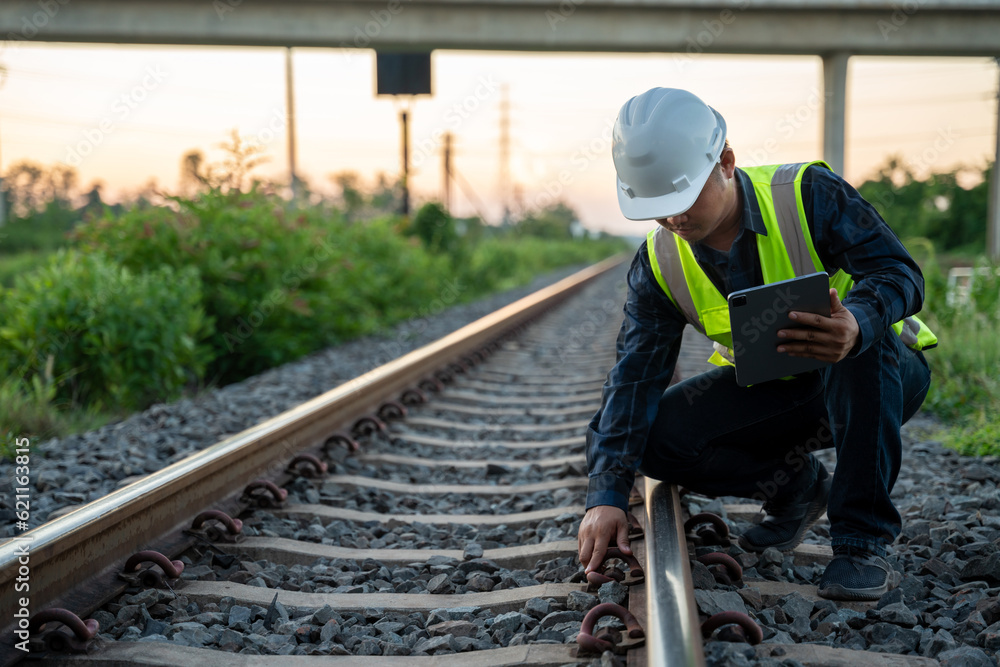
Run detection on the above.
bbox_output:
[818,545,900,601]
[737,471,831,552]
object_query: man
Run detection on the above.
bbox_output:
[578,88,935,601]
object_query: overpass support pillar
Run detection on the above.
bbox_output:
[822,52,850,177]
[988,58,1000,262]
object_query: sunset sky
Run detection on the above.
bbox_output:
[1,43,997,235]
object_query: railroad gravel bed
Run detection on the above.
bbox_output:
[689,414,1000,667]
[375,437,584,462]
[0,265,602,535]
[244,509,582,550]
[93,581,626,658]
[291,485,582,516]
[312,446,588,486]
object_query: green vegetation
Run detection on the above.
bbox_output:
[858,158,992,259]
[917,255,1000,456]
[856,157,999,455]
[0,150,625,456]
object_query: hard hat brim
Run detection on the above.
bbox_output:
[615,157,716,221]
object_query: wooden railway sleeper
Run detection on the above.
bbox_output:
[586,547,645,589]
[120,550,185,589]
[576,602,646,655]
[701,611,763,645]
[28,608,99,653]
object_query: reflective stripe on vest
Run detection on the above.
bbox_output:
[646,160,937,369]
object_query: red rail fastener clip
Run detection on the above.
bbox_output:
[684,512,730,545]
[576,602,645,655]
[586,547,645,589]
[191,509,243,542]
[377,400,408,422]
[418,377,444,394]
[287,453,328,478]
[696,552,744,585]
[242,479,288,508]
[325,432,360,453]
[29,608,99,653]
[701,611,763,645]
[351,415,387,438]
[122,550,185,589]
[400,388,428,406]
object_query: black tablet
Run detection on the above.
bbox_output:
[728,272,832,386]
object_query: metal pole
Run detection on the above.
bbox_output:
[400,108,410,217]
[987,57,1000,262]
[822,52,849,176]
[443,131,452,212]
[285,47,298,201]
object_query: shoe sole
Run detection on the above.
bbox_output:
[817,571,901,602]
[737,476,831,553]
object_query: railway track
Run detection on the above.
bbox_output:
[2,257,997,666]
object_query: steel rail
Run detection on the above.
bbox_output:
[0,255,625,658]
[643,478,706,667]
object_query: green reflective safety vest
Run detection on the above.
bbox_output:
[646,160,938,369]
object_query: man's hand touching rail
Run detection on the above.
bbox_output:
[777,288,861,364]
[578,505,632,574]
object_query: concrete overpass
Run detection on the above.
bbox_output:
[2,0,1000,254]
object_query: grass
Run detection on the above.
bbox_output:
[917,254,1000,457]
[0,250,54,287]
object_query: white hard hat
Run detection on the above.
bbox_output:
[612,88,727,221]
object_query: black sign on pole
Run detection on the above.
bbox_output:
[376,53,432,96]
[376,53,432,217]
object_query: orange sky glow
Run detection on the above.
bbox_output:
[1,43,997,236]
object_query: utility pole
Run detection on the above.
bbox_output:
[285,47,299,201]
[0,63,7,227]
[442,131,452,212]
[400,107,410,217]
[988,57,1000,261]
[498,83,510,224]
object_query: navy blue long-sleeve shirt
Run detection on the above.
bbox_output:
[585,165,926,511]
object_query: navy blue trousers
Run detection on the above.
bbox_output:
[638,330,931,556]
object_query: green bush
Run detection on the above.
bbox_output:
[0,250,210,411]
[918,256,1000,455]
[73,190,450,383]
